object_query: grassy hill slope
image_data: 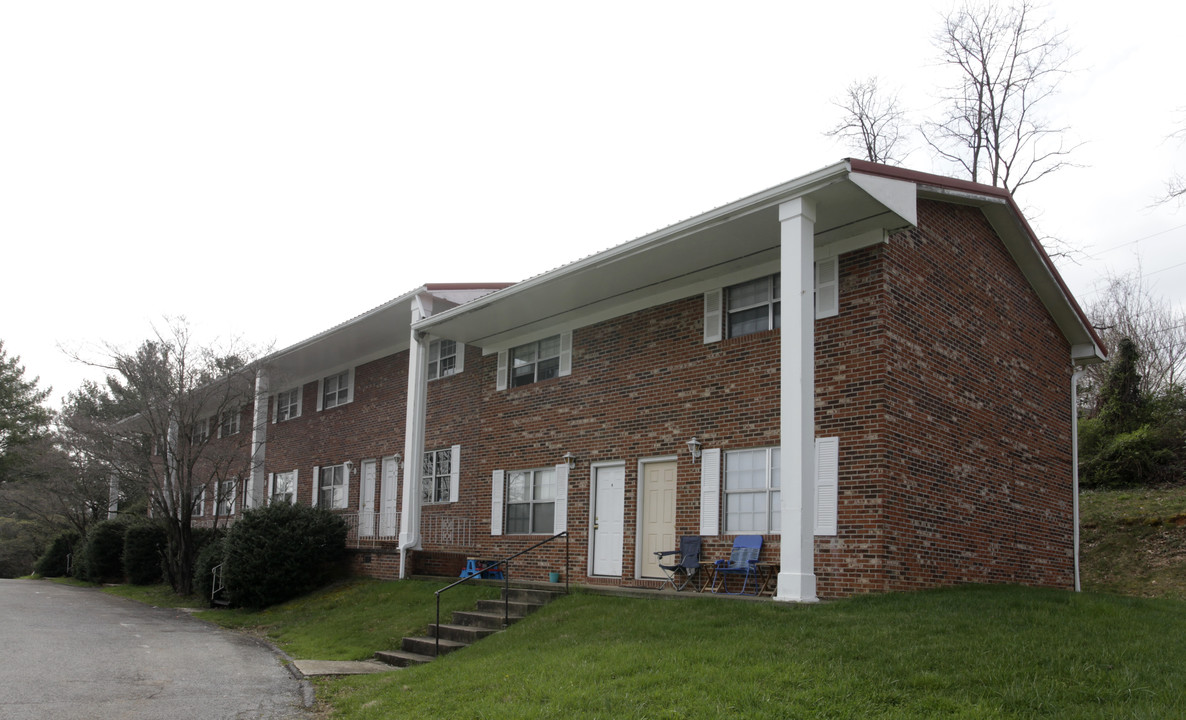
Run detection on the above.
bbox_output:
[1080,484,1186,600]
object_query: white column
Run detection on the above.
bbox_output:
[248,368,269,508]
[776,196,819,603]
[107,474,119,519]
[398,298,431,576]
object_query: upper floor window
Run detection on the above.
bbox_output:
[190,418,209,445]
[506,468,555,534]
[724,447,781,534]
[512,336,560,387]
[276,387,302,422]
[319,369,353,411]
[727,274,780,338]
[317,464,348,509]
[428,340,461,380]
[219,408,241,437]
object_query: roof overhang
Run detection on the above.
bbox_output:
[416,160,920,352]
[260,284,510,386]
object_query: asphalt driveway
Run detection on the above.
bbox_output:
[0,579,309,719]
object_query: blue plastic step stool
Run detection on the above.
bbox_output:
[460,558,504,580]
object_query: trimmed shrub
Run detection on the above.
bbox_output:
[34,530,78,577]
[122,522,167,585]
[222,503,347,609]
[76,519,129,583]
[192,534,227,605]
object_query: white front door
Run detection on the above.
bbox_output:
[379,455,399,537]
[359,459,377,537]
[591,465,625,577]
[639,460,677,579]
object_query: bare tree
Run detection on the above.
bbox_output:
[922,0,1078,195]
[1157,113,1186,205]
[1081,267,1186,411]
[61,319,261,595]
[825,77,906,164]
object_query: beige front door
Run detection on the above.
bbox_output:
[639,460,677,579]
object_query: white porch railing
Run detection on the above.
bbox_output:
[421,516,476,550]
[342,511,400,548]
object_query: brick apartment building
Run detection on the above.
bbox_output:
[195,159,1105,601]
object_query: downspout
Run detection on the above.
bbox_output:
[398,296,431,579]
[1071,367,1086,593]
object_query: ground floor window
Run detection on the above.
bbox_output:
[724,447,780,534]
[216,479,237,516]
[506,468,555,534]
[272,471,295,504]
[319,464,347,509]
[422,449,452,504]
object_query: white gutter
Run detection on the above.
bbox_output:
[1071,367,1086,592]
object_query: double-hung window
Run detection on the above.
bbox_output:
[276,388,301,422]
[322,370,351,410]
[428,340,460,380]
[421,449,452,504]
[724,447,781,534]
[216,479,237,516]
[318,465,348,509]
[190,418,209,446]
[727,274,781,338]
[191,485,206,517]
[506,468,556,534]
[219,409,240,437]
[271,471,296,505]
[511,336,561,387]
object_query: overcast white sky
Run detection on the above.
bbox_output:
[3,1,1184,405]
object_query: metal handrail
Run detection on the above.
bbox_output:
[434,531,569,657]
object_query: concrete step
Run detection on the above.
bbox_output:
[430,623,498,644]
[475,599,546,617]
[451,609,523,630]
[503,587,564,605]
[374,649,434,667]
[402,635,467,657]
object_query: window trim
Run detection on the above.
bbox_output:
[269,470,297,505]
[218,408,241,438]
[317,368,354,411]
[216,478,237,516]
[726,274,780,339]
[421,447,457,505]
[504,467,558,535]
[496,331,572,390]
[427,339,464,380]
[274,387,302,423]
[314,463,350,510]
[723,446,781,535]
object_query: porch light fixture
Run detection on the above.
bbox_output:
[392,453,401,472]
[686,437,702,463]
[562,452,575,469]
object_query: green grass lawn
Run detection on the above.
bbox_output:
[316,585,1186,719]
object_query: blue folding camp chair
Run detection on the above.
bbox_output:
[655,536,702,591]
[710,535,763,595]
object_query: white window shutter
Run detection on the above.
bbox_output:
[346,367,355,404]
[294,388,302,419]
[341,464,350,510]
[267,473,275,505]
[703,289,723,343]
[814,437,839,536]
[455,342,465,374]
[491,470,505,535]
[699,448,721,536]
[311,466,320,507]
[496,350,508,391]
[229,480,237,514]
[315,378,325,412]
[553,463,568,534]
[449,445,461,502]
[271,395,277,424]
[815,257,839,319]
[559,331,573,377]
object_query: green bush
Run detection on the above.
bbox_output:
[76,519,128,583]
[222,503,347,609]
[35,530,81,577]
[1081,424,1177,489]
[122,522,167,585]
[192,533,227,605]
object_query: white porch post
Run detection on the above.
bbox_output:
[776,196,819,603]
[248,368,269,508]
[398,298,430,577]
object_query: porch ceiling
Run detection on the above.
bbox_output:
[418,161,915,351]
